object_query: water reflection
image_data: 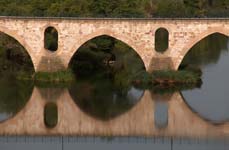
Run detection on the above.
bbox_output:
[181,33,229,124]
[0,87,228,138]
[152,93,171,129]
[69,77,144,120]
[0,72,33,122]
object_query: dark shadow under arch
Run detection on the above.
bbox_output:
[155,27,169,53]
[68,34,146,75]
[44,26,58,52]
[66,29,147,70]
[67,34,146,120]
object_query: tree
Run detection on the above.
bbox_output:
[184,0,209,17]
[156,0,188,17]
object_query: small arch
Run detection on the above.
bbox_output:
[155,28,169,53]
[44,26,58,52]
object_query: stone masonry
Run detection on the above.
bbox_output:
[0,17,229,72]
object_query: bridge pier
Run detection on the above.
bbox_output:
[36,55,66,72]
[149,57,175,72]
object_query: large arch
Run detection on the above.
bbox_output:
[174,27,229,70]
[66,29,148,69]
[0,25,36,70]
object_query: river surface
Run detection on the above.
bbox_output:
[181,33,229,124]
[0,33,228,149]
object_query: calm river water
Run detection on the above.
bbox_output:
[0,33,228,149]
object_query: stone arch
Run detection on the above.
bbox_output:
[174,27,229,70]
[0,25,36,71]
[66,29,147,69]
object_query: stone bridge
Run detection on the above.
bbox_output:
[0,17,229,72]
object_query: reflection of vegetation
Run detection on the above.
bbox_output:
[133,69,202,94]
[150,82,202,95]
[152,70,201,85]
[180,33,228,67]
[0,72,33,116]
[69,75,141,120]
[18,70,75,83]
[44,102,58,128]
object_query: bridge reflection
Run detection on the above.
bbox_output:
[0,87,228,138]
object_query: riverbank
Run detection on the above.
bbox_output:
[132,69,202,90]
[17,70,75,83]
[16,68,202,92]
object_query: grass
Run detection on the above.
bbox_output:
[34,70,75,82]
[16,68,202,93]
[17,69,75,83]
[152,70,201,85]
[132,69,202,90]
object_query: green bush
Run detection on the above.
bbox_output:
[34,70,75,83]
[152,70,201,84]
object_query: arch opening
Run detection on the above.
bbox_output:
[0,31,35,123]
[179,32,229,124]
[155,28,169,53]
[44,26,58,52]
[68,35,145,120]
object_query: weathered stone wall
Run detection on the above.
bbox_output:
[0,17,229,72]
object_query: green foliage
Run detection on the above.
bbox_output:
[0,33,34,73]
[156,0,189,17]
[132,70,152,86]
[132,69,202,91]
[0,72,33,115]
[150,83,199,95]
[0,0,228,17]
[152,70,201,84]
[69,77,137,120]
[34,70,75,83]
